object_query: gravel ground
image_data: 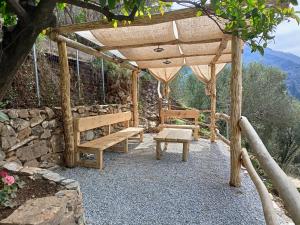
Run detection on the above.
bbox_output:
[58,134,271,225]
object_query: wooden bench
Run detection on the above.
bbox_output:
[73,112,144,170]
[159,109,200,140]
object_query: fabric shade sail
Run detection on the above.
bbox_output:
[148,67,182,83]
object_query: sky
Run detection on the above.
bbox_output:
[172,3,300,57]
[268,6,300,56]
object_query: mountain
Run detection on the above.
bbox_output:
[243,47,300,99]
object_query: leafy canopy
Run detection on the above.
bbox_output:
[0,0,299,54]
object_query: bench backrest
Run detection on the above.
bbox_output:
[161,109,199,125]
[74,111,132,132]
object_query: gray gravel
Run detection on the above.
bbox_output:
[58,134,267,225]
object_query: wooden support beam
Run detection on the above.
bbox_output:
[211,38,229,64]
[99,38,224,51]
[53,8,199,34]
[49,33,138,71]
[132,70,139,127]
[210,64,217,142]
[57,41,75,167]
[229,35,243,187]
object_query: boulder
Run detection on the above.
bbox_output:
[0,150,5,161]
[17,109,29,119]
[29,109,41,118]
[1,136,18,150]
[50,135,64,153]
[10,118,30,131]
[1,125,16,137]
[24,159,39,167]
[7,109,18,119]
[17,127,32,141]
[41,129,51,139]
[16,140,50,161]
[45,107,55,119]
[31,125,44,136]
[30,115,45,127]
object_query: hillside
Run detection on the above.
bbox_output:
[243,47,300,99]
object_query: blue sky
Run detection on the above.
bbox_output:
[269,6,300,56]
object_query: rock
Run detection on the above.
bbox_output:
[45,107,55,119]
[31,125,44,136]
[66,181,80,190]
[30,115,45,127]
[77,106,85,114]
[24,159,40,167]
[1,125,16,137]
[50,135,64,153]
[7,109,18,119]
[0,196,66,225]
[17,127,32,141]
[20,167,43,175]
[16,140,50,161]
[1,136,18,150]
[60,179,76,186]
[42,171,64,182]
[3,161,22,172]
[85,130,95,141]
[10,118,30,131]
[41,121,48,128]
[17,109,29,119]
[48,119,58,129]
[41,129,51,139]
[0,150,5,161]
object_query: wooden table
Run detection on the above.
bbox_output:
[154,128,193,161]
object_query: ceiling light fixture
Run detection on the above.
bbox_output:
[154,45,164,53]
[163,59,171,65]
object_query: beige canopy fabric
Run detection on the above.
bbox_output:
[76,14,232,84]
[149,67,182,83]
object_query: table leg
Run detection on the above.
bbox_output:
[156,141,162,160]
[163,142,168,151]
[183,142,189,162]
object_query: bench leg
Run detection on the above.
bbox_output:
[96,150,103,171]
[75,149,80,165]
[124,139,128,153]
[139,132,144,142]
[156,141,161,160]
[193,128,199,140]
[182,142,189,162]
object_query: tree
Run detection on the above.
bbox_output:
[0,0,299,101]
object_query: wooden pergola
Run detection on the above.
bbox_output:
[49,7,242,186]
[48,7,300,225]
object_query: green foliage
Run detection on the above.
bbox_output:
[0,1,17,26]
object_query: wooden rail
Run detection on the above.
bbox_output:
[239,116,300,224]
[215,129,230,146]
[241,148,278,225]
[215,113,300,224]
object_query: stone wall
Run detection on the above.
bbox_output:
[0,104,130,169]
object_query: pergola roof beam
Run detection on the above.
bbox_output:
[52,8,199,34]
[211,39,228,64]
[49,33,138,71]
[98,38,225,51]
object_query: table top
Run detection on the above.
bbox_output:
[154,128,193,143]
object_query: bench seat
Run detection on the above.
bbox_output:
[78,127,144,151]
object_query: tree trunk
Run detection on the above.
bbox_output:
[0,0,56,101]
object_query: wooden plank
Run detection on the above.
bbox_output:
[53,8,199,33]
[154,128,192,142]
[57,41,75,167]
[229,35,242,187]
[74,111,132,132]
[78,130,141,150]
[161,109,199,119]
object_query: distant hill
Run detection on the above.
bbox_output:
[243,47,300,99]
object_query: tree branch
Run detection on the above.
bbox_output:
[59,0,139,21]
[6,0,30,23]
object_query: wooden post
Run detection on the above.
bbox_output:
[131,70,139,127]
[57,41,75,167]
[229,35,243,187]
[210,64,216,142]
